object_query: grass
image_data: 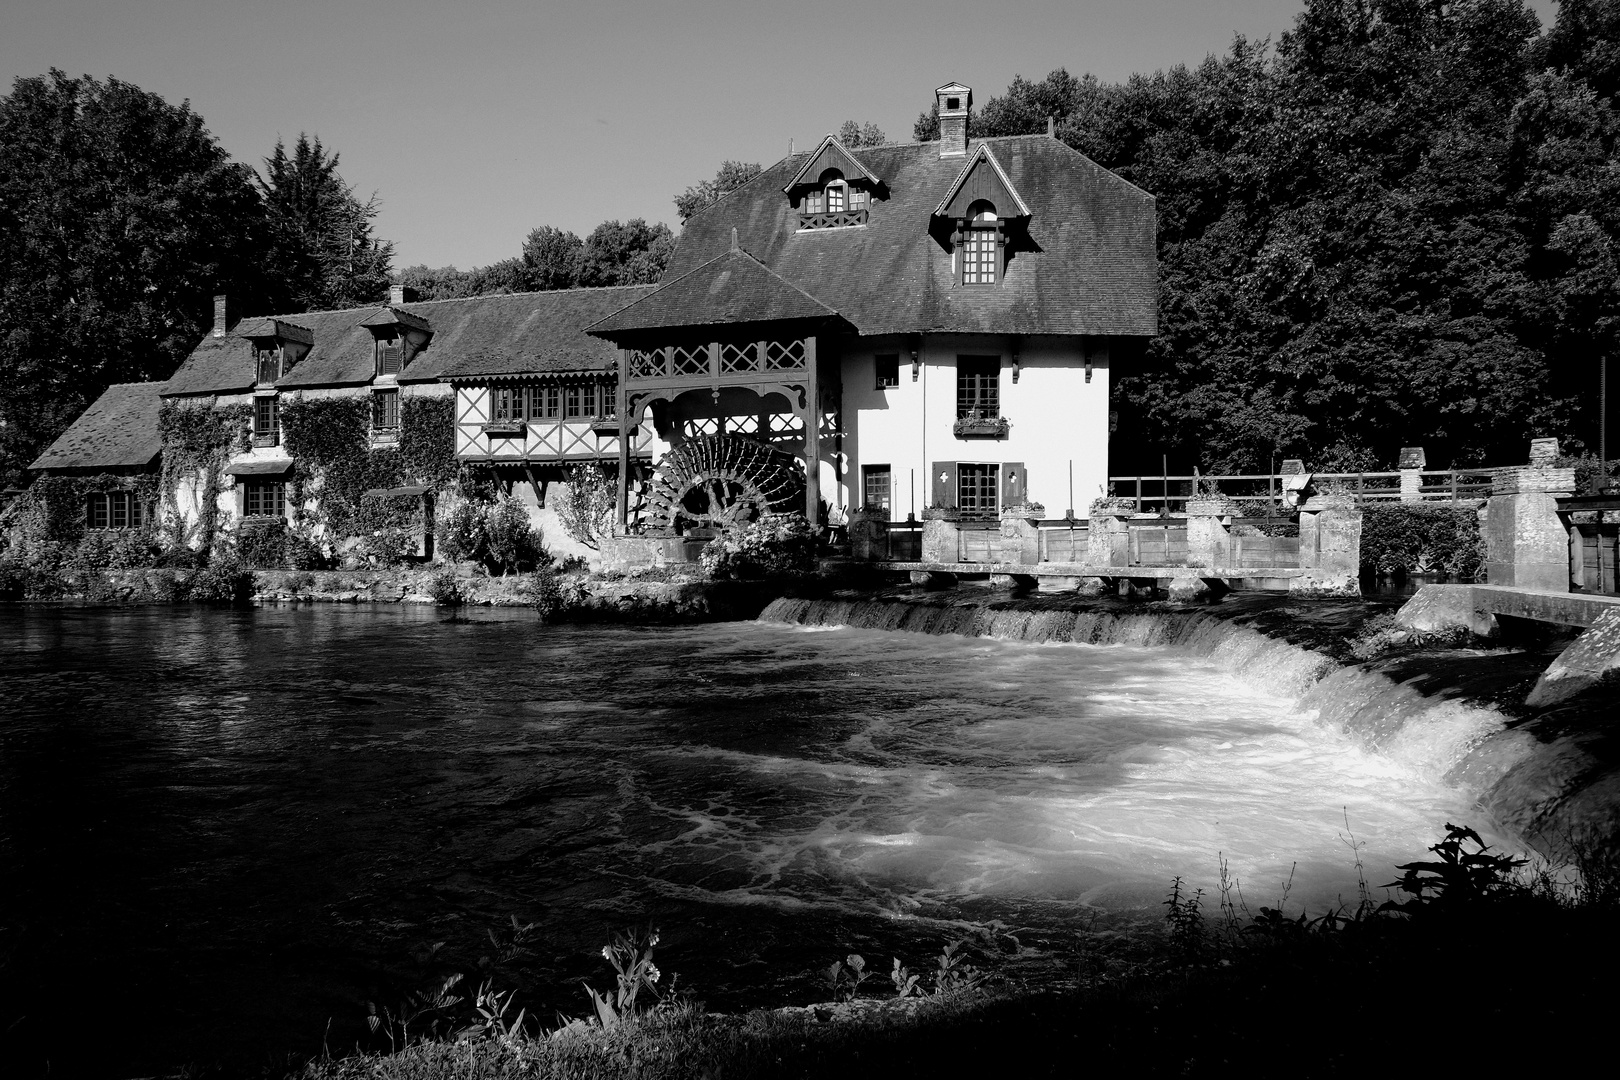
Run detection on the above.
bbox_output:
[294,827,1620,1080]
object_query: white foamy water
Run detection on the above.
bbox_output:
[657,620,1497,917]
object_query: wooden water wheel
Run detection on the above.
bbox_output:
[646,434,804,530]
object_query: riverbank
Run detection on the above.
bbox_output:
[297,831,1617,1079]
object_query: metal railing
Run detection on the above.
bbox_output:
[1106,469,1496,514]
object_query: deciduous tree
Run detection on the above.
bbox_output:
[0,70,272,482]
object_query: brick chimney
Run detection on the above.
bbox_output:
[389,283,406,305]
[936,82,972,158]
[212,294,233,338]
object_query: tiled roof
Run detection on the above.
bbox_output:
[586,248,845,336]
[660,135,1158,338]
[29,382,165,472]
[434,287,659,379]
[163,286,656,395]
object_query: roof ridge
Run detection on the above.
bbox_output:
[251,283,660,322]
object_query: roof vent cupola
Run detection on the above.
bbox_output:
[936,82,972,158]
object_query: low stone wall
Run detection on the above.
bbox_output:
[11,564,792,625]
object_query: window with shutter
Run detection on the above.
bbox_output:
[377,339,403,375]
[958,463,999,517]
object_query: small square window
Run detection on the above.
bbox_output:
[946,97,961,110]
[862,465,892,517]
[875,354,899,389]
[244,480,285,519]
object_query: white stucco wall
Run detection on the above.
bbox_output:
[840,334,1111,519]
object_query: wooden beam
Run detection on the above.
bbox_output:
[522,462,545,508]
[616,349,630,530]
[804,335,820,522]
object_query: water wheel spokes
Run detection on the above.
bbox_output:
[647,434,805,531]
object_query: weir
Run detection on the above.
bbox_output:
[758,593,1620,858]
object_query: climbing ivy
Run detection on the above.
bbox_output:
[280,396,398,538]
[158,400,251,549]
[399,395,458,488]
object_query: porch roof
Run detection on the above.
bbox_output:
[585,248,846,338]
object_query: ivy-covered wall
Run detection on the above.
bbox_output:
[158,399,251,549]
[276,391,464,566]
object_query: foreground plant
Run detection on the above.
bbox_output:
[581,924,666,1030]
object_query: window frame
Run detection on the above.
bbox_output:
[253,393,280,440]
[372,388,401,431]
[958,463,1000,518]
[243,479,286,520]
[861,464,893,517]
[956,356,1000,419]
[874,354,900,389]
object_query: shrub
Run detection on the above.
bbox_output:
[189,556,256,604]
[235,520,288,569]
[437,499,490,564]
[700,514,817,580]
[428,569,464,607]
[554,464,618,550]
[517,565,587,621]
[485,500,548,575]
[1359,503,1484,579]
[284,528,329,571]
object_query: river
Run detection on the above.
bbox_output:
[0,603,1500,1077]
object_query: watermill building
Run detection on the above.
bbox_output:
[27,81,1158,563]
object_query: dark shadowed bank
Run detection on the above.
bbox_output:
[297,830,1619,1080]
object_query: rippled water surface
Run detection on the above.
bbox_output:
[0,605,1487,1076]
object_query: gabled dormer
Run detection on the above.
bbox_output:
[236,318,314,386]
[359,304,432,377]
[784,135,882,230]
[933,144,1033,286]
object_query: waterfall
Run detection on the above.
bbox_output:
[759,595,1606,856]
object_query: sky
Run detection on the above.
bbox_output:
[1,0,1563,270]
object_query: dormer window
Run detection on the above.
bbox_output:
[786,138,880,231]
[800,169,869,228]
[236,317,313,383]
[933,144,1031,288]
[360,305,432,379]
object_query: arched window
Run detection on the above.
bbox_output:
[962,201,1000,285]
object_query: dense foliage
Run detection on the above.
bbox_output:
[942,0,1620,473]
[700,514,817,579]
[1359,502,1486,578]
[0,71,271,485]
[259,134,394,311]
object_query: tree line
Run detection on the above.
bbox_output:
[925,0,1620,474]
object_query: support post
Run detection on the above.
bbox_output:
[803,335,820,523]
[616,350,630,530]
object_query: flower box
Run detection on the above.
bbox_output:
[481,421,525,438]
[952,415,1010,439]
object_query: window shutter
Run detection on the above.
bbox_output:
[931,461,958,509]
[1002,462,1026,509]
